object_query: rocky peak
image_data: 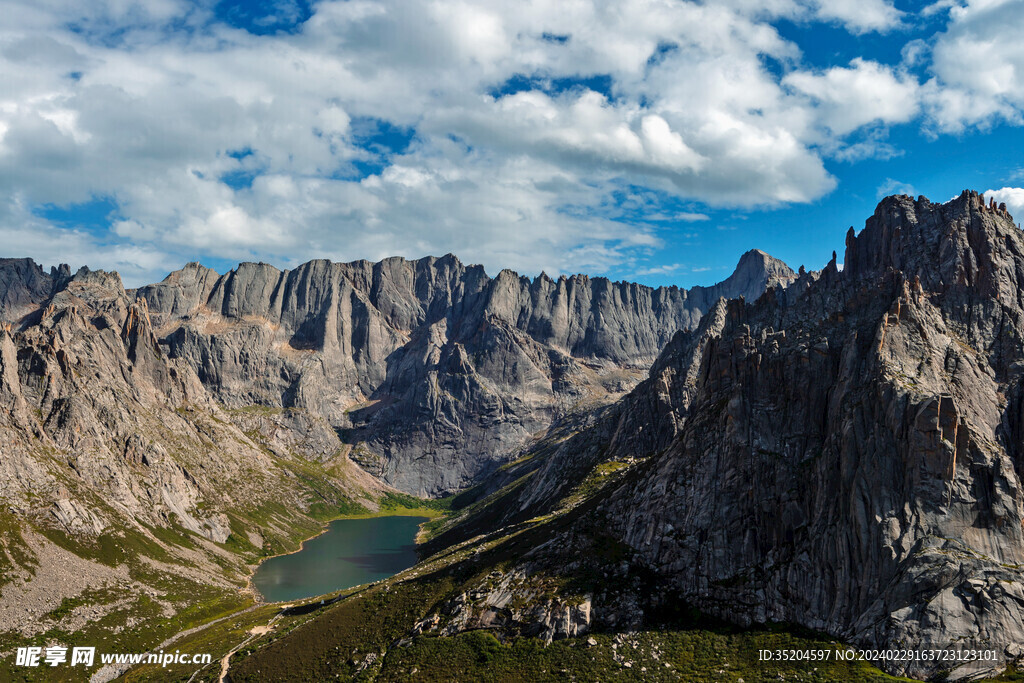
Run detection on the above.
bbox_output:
[580,191,1024,679]
[0,258,66,323]
[844,190,1020,294]
[718,248,797,301]
[133,250,793,494]
[1,245,796,496]
[66,266,125,295]
[447,190,1024,681]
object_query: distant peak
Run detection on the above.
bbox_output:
[709,248,796,303]
[735,249,772,267]
[69,266,125,292]
[733,248,794,278]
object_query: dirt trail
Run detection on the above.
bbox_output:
[216,605,291,682]
[89,604,262,683]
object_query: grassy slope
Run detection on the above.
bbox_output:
[0,402,453,683]
[133,463,921,683]
[159,518,918,683]
[11,404,1009,683]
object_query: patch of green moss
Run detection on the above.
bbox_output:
[36,524,174,567]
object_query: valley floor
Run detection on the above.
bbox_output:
[114,512,921,683]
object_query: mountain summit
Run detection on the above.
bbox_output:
[411,191,1024,680]
[1,250,792,496]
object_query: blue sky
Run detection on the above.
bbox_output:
[3,0,1024,288]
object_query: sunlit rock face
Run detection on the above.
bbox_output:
[128,251,792,496]
[598,192,1024,680]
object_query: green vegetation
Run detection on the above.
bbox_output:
[572,458,631,502]
[303,490,459,524]
[44,586,116,622]
[206,553,915,683]
[0,510,37,582]
[121,605,282,682]
[229,573,459,682]
[341,491,456,520]
[306,498,371,520]
[0,570,251,683]
[991,664,1024,681]
[35,524,175,568]
[376,628,914,683]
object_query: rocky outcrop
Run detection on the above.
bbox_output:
[584,192,1024,680]
[132,251,793,495]
[0,258,69,323]
[431,192,1024,680]
[0,245,794,540]
[0,263,377,553]
[419,569,593,645]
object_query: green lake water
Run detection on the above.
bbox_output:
[251,516,427,602]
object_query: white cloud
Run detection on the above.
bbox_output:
[784,59,919,136]
[633,263,682,276]
[673,212,710,222]
[922,0,958,17]
[809,0,903,33]
[925,0,1024,132]
[876,178,916,198]
[710,0,902,34]
[0,0,1005,285]
[0,197,173,286]
[984,187,1024,218]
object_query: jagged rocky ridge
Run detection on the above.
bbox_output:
[431,191,1024,680]
[0,247,792,547]
[121,249,793,495]
[0,264,380,541]
[0,245,794,668]
[0,259,386,653]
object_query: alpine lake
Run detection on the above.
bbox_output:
[251,516,428,602]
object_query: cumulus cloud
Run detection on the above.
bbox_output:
[711,0,902,33]
[784,59,919,136]
[985,187,1024,219]
[0,0,1003,285]
[809,0,903,33]
[925,0,1024,132]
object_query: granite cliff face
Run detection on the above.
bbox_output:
[0,247,793,544]
[0,263,376,540]
[444,191,1024,680]
[0,258,70,322]
[0,246,793,668]
[128,250,793,495]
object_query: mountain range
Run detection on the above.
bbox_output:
[2,191,1023,681]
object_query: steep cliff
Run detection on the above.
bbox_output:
[607,192,1024,680]
[0,263,391,660]
[0,257,69,322]
[445,191,1024,680]
[135,251,794,495]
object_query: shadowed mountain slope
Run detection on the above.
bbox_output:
[126,250,794,495]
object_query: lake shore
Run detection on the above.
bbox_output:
[250,515,430,603]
